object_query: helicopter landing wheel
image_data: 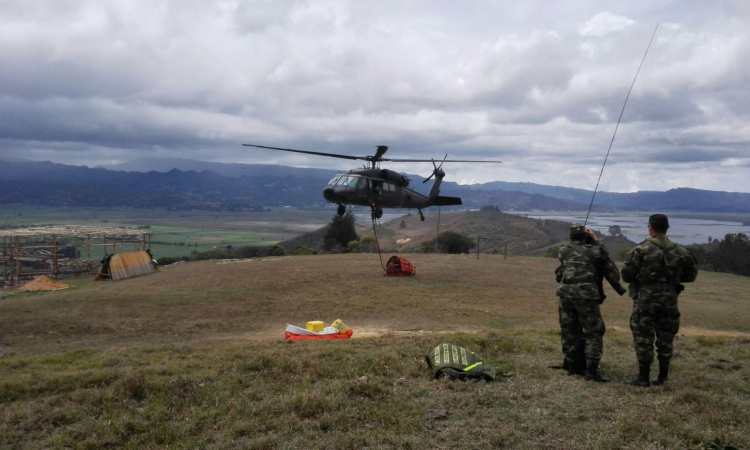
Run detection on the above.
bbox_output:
[337,204,346,216]
[419,210,425,221]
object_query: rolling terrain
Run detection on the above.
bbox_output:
[1,255,748,449]
[284,209,636,259]
[5,159,750,212]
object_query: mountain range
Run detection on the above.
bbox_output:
[2,158,750,213]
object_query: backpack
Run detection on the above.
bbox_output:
[425,343,496,381]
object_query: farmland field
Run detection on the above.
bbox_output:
[1,254,749,449]
[0,206,334,259]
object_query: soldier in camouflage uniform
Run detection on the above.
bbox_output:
[556,224,626,382]
[622,214,698,387]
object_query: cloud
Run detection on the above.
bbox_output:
[578,12,635,38]
[1,1,749,193]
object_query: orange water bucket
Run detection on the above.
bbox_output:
[386,256,415,277]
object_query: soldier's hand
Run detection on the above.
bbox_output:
[585,228,598,242]
[614,283,627,296]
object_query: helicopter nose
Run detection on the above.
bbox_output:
[323,186,338,202]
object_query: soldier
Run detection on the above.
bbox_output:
[556,224,626,382]
[622,214,698,387]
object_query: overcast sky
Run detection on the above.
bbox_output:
[1,1,749,192]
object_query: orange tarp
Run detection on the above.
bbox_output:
[104,251,157,281]
[18,275,69,292]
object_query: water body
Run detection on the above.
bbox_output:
[354,213,407,226]
[518,213,750,245]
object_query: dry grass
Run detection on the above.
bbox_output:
[1,254,749,449]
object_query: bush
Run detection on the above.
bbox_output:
[266,245,286,257]
[192,250,230,261]
[156,256,190,265]
[421,231,476,254]
[291,246,316,256]
[346,240,360,253]
[359,236,376,253]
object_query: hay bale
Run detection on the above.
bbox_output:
[18,275,69,292]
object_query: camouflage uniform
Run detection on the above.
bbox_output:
[556,231,624,372]
[622,236,698,367]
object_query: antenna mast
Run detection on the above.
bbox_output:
[584,24,659,226]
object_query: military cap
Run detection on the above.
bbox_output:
[569,224,587,238]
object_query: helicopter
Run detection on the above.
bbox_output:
[242,144,502,221]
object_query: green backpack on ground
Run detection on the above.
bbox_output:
[425,343,496,381]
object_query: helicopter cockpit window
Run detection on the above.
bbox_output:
[328,175,342,186]
[336,176,348,185]
[345,176,359,188]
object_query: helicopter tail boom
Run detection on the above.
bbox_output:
[431,196,462,206]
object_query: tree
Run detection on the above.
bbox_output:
[608,225,622,237]
[323,211,359,251]
[431,231,476,254]
[399,219,407,229]
[266,245,286,257]
[714,233,750,276]
[480,205,501,212]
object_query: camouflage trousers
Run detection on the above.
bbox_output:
[630,294,680,365]
[558,296,605,365]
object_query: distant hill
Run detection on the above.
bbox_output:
[100,158,339,180]
[2,159,750,213]
[0,160,585,211]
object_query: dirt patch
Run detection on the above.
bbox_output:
[17,275,69,292]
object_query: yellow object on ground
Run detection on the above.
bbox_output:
[18,275,69,292]
[331,319,349,334]
[306,321,325,332]
[98,251,157,281]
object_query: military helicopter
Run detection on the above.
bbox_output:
[242,144,502,221]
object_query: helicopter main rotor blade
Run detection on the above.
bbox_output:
[386,158,503,163]
[242,144,364,161]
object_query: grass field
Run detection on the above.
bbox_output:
[1,254,749,449]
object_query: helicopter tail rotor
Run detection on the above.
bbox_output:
[422,154,448,183]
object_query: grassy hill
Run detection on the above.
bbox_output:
[284,210,576,255]
[284,210,639,261]
[1,255,748,449]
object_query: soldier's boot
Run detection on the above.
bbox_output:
[652,361,669,386]
[584,360,610,383]
[625,364,651,388]
[566,358,586,376]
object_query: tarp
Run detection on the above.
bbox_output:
[97,251,157,281]
[18,275,69,292]
[285,329,354,341]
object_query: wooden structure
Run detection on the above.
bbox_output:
[0,226,151,287]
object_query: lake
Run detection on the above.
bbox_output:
[517,213,750,245]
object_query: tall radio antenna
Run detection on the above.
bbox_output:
[584,23,660,226]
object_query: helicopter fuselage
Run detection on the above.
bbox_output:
[322,168,434,210]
